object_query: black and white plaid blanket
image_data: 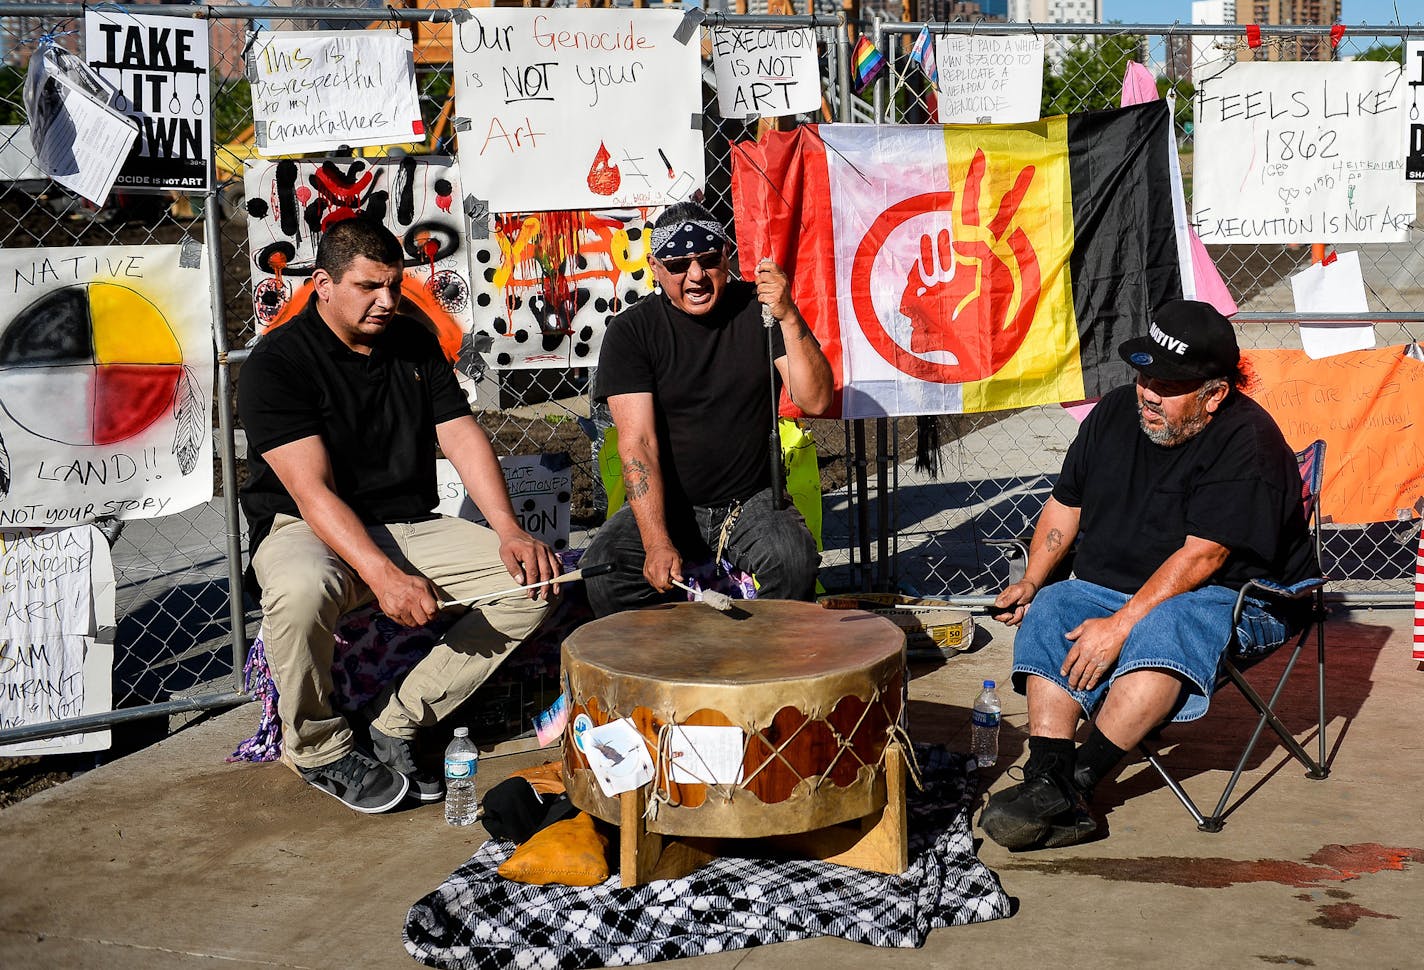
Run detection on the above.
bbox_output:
[404,746,1011,969]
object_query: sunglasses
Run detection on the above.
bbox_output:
[658,250,724,275]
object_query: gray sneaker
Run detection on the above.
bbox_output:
[299,748,409,814]
[371,726,445,803]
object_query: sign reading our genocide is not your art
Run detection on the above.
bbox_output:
[453,9,704,212]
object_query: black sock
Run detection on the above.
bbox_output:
[1075,727,1129,792]
[1024,735,1076,788]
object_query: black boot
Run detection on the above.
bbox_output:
[980,738,1097,850]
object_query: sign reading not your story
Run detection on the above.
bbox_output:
[84,9,210,192]
[453,8,704,212]
[1194,61,1414,243]
[711,27,821,121]
[249,30,423,155]
[0,245,215,529]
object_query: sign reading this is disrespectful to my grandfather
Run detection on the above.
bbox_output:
[453,8,704,212]
[1193,61,1414,244]
[249,30,423,155]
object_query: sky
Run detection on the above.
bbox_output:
[1101,1,1421,26]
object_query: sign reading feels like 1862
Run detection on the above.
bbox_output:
[83,10,210,192]
[1193,61,1414,243]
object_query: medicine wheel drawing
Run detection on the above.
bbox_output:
[0,283,184,446]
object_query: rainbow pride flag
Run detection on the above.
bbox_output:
[852,36,887,94]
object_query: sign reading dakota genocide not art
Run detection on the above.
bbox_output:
[84,9,210,192]
[1193,62,1413,243]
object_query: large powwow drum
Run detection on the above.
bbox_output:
[562,600,906,839]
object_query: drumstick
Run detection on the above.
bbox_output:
[670,579,734,612]
[440,561,616,608]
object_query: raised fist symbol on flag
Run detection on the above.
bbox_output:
[852,150,1042,384]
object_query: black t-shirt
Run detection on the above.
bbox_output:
[1054,384,1316,593]
[593,281,785,508]
[238,295,473,557]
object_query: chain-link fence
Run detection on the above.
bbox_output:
[1,5,1419,749]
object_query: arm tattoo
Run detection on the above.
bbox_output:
[1044,528,1064,553]
[623,457,652,500]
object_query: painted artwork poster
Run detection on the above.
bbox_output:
[452,8,705,211]
[468,208,653,370]
[0,245,214,528]
[84,9,211,192]
[244,157,476,382]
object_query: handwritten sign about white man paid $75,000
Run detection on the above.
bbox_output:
[1193,61,1414,244]
[453,8,704,212]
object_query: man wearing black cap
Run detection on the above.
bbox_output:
[584,201,834,616]
[979,299,1315,851]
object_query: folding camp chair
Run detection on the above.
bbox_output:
[1140,438,1330,832]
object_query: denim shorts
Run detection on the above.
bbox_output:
[1010,579,1291,723]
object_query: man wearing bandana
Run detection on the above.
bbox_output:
[584,202,835,617]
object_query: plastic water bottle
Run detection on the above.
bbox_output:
[444,727,479,826]
[971,680,1001,768]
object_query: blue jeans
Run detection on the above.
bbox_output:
[1011,579,1292,723]
[584,486,819,617]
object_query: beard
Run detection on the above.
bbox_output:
[1138,401,1209,447]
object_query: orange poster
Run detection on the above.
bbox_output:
[1244,347,1424,525]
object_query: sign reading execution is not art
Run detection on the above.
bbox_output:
[0,245,215,528]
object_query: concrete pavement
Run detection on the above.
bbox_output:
[1,608,1420,970]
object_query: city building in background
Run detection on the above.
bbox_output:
[1244,0,1342,61]
[1192,0,1238,82]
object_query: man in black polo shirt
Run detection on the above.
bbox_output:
[239,218,560,814]
[583,202,834,616]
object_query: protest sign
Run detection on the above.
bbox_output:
[249,30,423,155]
[711,27,821,120]
[935,34,1044,124]
[436,453,573,551]
[1406,41,1424,181]
[453,8,704,212]
[0,524,114,755]
[85,9,210,192]
[244,157,473,359]
[1245,346,1424,524]
[469,208,653,370]
[24,43,138,207]
[1194,62,1413,243]
[0,245,215,529]
[1290,251,1374,359]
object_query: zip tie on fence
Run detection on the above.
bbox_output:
[1245,24,1262,48]
[1330,23,1346,50]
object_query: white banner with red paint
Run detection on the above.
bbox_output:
[452,8,704,212]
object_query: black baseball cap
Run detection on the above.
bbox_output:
[1117,300,1240,381]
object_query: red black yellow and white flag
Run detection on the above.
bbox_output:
[731,101,1191,418]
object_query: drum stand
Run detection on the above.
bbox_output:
[615,739,909,888]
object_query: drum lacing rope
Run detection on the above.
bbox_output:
[811,687,885,792]
[644,721,746,823]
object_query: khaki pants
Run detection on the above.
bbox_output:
[253,514,554,769]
